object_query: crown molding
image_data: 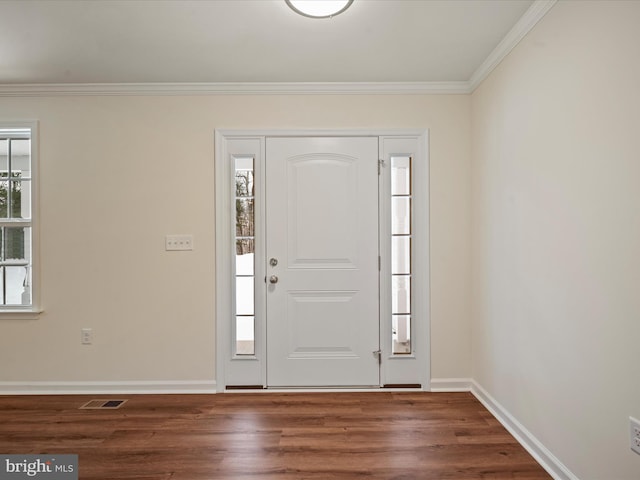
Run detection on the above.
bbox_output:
[0,81,470,97]
[468,0,557,92]
[0,0,556,98]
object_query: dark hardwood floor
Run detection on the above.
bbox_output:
[0,391,552,479]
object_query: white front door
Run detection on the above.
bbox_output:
[265,137,380,387]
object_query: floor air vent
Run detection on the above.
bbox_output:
[79,399,127,410]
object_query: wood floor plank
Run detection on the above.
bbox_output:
[0,392,552,479]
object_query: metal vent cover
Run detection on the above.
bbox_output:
[79,399,127,409]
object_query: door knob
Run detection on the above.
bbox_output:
[269,258,278,267]
[269,275,279,284]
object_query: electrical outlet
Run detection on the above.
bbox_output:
[81,328,93,345]
[165,234,193,251]
[630,417,640,455]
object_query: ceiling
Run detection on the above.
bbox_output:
[0,0,537,88]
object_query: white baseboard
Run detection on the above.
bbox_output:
[429,377,472,392]
[470,380,579,480]
[0,380,217,395]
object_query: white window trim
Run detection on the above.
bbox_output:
[0,120,41,319]
[379,134,430,387]
[215,129,429,391]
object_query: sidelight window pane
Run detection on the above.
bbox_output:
[236,239,254,276]
[391,236,411,275]
[392,276,411,315]
[235,169,254,197]
[236,316,255,355]
[235,267,254,317]
[392,315,411,354]
[391,156,411,195]
[235,157,253,171]
[392,197,411,235]
[235,199,254,236]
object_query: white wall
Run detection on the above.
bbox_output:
[2,2,638,476]
[0,94,471,385]
[471,1,640,478]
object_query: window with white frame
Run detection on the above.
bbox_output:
[234,156,256,355]
[0,125,36,311]
[390,155,412,355]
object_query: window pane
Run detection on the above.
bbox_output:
[235,276,254,315]
[9,138,30,157]
[392,197,410,235]
[10,140,31,177]
[18,179,31,219]
[236,239,255,276]
[235,199,254,237]
[9,180,30,219]
[391,156,411,195]
[235,157,253,171]
[392,315,411,354]
[392,236,411,275]
[4,227,28,261]
[4,266,30,305]
[0,140,7,175]
[236,316,255,355]
[0,181,7,218]
[235,169,254,197]
[392,276,411,314]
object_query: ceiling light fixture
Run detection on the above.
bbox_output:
[286,0,354,19]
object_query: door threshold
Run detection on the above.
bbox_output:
[224,386,424,393]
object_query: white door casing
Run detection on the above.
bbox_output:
[265,137,380,387]
[215,130,429,391]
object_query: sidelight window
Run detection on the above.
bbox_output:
[234,156,255,355]
[390,156,412,354]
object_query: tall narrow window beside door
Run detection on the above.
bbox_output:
[391,156,412,354]
[0,126,36,311]
[234,157,255,355]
